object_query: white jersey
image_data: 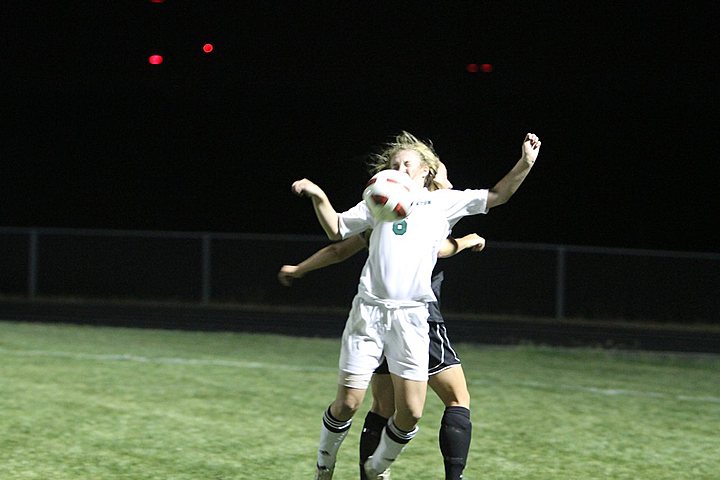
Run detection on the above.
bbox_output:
[338,188,489,303]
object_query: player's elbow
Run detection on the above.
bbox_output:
[326,231,342,241]
[438,237,459,258]
[323,216,342,241]
[487,189,512,209]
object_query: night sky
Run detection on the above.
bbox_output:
[3,2,718,252]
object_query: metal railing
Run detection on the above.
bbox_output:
[1,227,718,324]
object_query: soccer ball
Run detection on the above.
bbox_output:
[362,169,416,222]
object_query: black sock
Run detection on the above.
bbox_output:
[359,411,388,479]
[439,406,472,480]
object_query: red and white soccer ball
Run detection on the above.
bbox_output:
[362,169,416,222]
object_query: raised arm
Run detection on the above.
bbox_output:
[291,178,342,240]
[486,133,541,209]
[438,233,486,258]
[278,235,367,286]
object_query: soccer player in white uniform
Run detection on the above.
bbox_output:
[280,159,485,480]
[278,231,485,480]
[291,131,540,480]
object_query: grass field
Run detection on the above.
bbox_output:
[1,321,718,480]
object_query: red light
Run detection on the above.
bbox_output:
[467,63,494,74]
[202,43,214,53]
[148,54,163,65]
[150,0,165,3]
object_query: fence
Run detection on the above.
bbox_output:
[1,227,719,325]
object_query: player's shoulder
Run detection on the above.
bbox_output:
[424,188,468,201]
[431,188,488,198]
[422,188,489,213]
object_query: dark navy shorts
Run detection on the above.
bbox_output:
[374,320,461,376]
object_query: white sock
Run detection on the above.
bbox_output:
[368,416,418,473]
[317,406,352,469]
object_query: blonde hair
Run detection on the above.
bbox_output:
[368,131,442,189]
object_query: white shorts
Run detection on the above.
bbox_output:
[338,294,430,388]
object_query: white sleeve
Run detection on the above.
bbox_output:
[338,201,376,239]
[431,189,489,228]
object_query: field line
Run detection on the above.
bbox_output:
[0,346,335,372]
[2,346,719,404]
[517,380,720,404]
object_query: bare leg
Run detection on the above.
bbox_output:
[370,373,395,416]
[330,383,367,420]
[428,365,470,408]
[391,374,427,431]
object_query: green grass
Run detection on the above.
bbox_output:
[1,321,718,480]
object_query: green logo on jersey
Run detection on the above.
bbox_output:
[392,220,407,235]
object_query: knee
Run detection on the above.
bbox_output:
[331,397,363,420]
[394,406,423,431]
[431,380,471,409]
[407,409,423,426]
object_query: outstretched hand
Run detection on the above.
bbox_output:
[291,178,323,198]
[290,177,340,240]
[522,133,542,164]
[278,265,303,286]
[462,233,486,252]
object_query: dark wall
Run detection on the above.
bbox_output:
[3,229,718,325]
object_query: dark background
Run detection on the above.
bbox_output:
[3,1,718,252]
